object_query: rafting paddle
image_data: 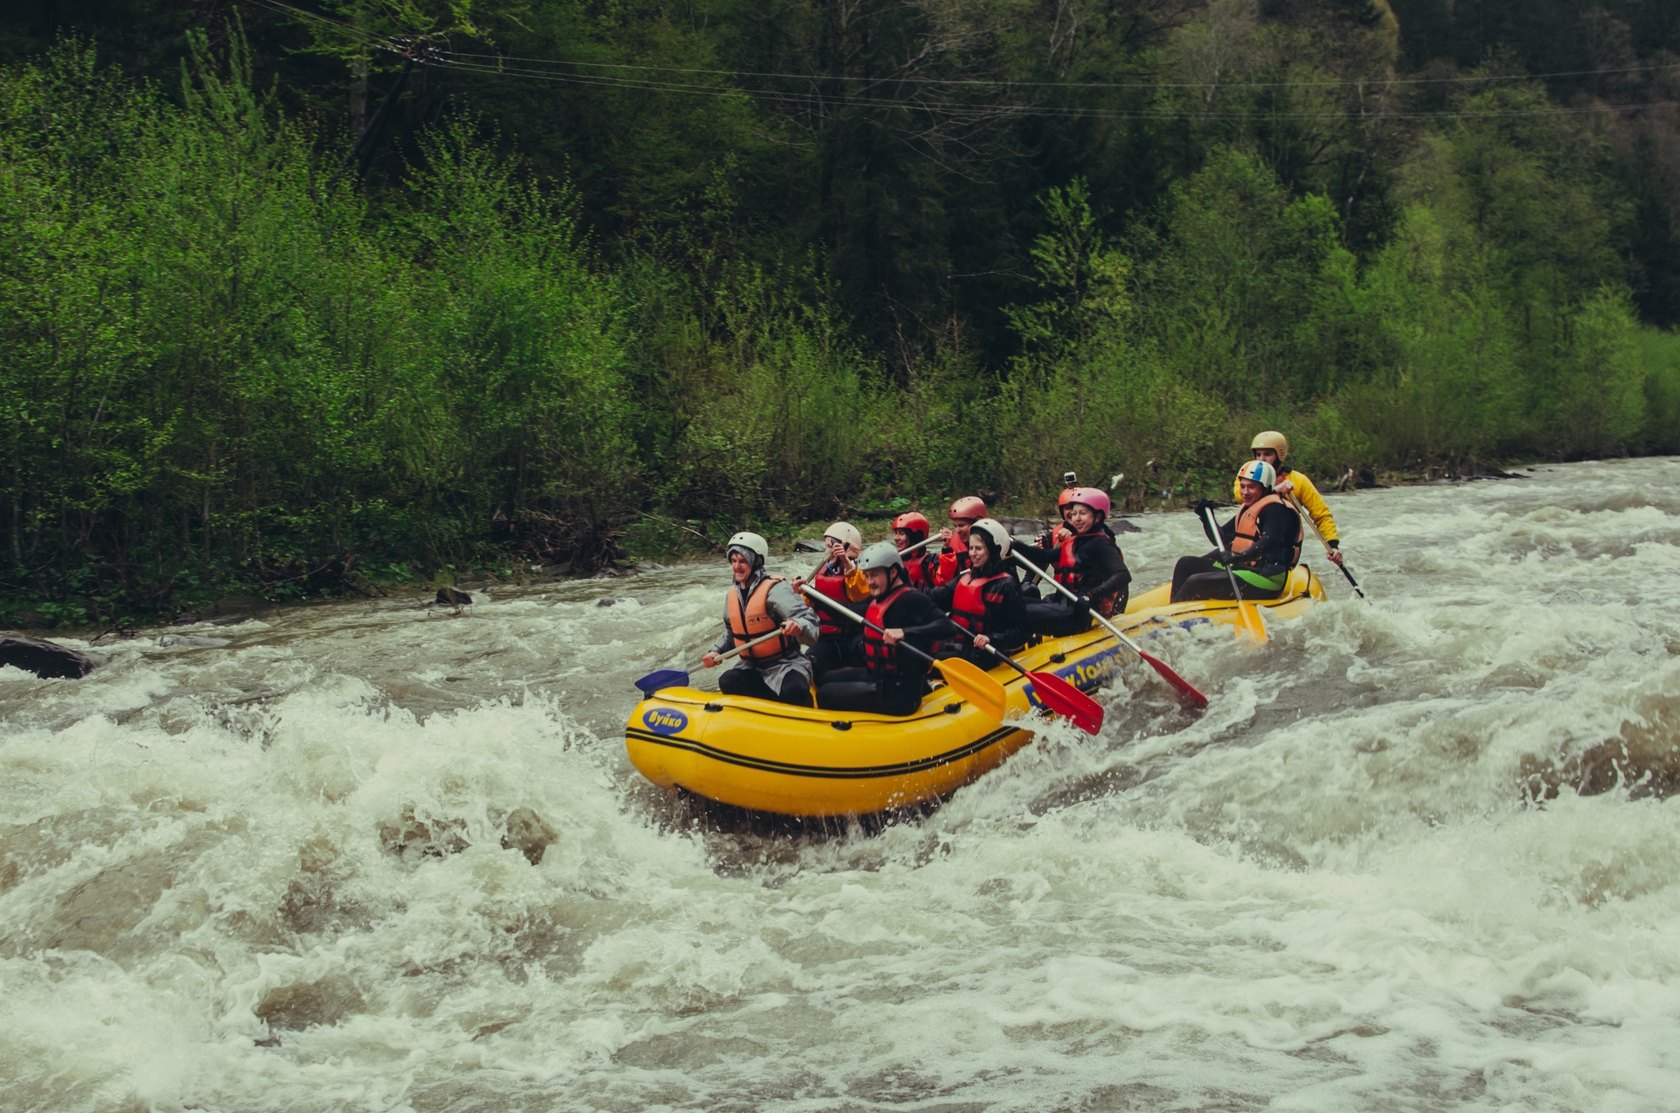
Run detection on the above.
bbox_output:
[1285,493,1367,601]
[951,633,1103,735]
[799,584,1008,722]
[1010,552,1209,709]
[1199,507,1269,644]
[632,628,786,697]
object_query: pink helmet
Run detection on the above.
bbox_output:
[1057,486,1110,517]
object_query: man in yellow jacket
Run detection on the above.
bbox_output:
[1233,431,1346,568]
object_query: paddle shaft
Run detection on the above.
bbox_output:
[798,584,941,668]
[713,628,786,664]
[1285,493,1366,599]
[1009,552,1151,660]
[1200,507,1254,606]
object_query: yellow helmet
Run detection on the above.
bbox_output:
[1250,430,1288,462]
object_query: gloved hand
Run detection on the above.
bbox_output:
[1190,498,1218,518]
[1074,594,1093,615]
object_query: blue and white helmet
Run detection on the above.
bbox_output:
[1236,460,1277,490]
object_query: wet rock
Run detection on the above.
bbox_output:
[633,561,666,573]
[0,637,97,679]
[793,538,825,553]
[157,634,231,648]
[172,611,200,625]
[592,567,620,578]
[596,597,617,608]
[502,807,558,866]
[436,586,474,606]
[255,977,367,1031]
[379,806,469,861]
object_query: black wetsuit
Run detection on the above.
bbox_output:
[815,589,958,716]
[1171,501,1298,602]
[1015,527,1132,637]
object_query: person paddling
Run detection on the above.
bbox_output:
[928,518,1030,667]
[933,496,988,586]
[1176,462,1303,602]
[1240,431,1345,568]
[1014,487,1132,637]
[815,543,960,716]
[892,511,940,590]
[702,532,820,705]
[791,522,870,682]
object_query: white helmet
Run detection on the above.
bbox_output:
[855,541,904,573]
[1235,460,1277,490]
[726,531,769,565]
[823,521,863,551]
[970,518,1012,559]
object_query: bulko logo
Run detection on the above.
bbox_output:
[642,707,689,735]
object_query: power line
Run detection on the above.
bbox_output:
[441,49,1680,91]
[434,57,1678,122]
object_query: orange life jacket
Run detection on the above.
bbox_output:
[810,562,850,637]
[1231,493,1303,568]
[861,586,911,678]
[935,545,970,587]
[725,576,800,663]
[950,570,1011,636]
[1055,533,1121,617]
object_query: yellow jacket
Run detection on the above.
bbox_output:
[1233,468,1339,543]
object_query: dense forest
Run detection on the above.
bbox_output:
[2,0,1679,623]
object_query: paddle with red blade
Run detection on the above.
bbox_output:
[955,634,1103,735]
[1011,552,1209,709]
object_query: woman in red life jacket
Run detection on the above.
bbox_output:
[934,496,987,586]
[1013,486,1132,638]
[814,543,961,716]
[1172,461,1302,602]
[701,531,821,705]
[928,518,1029,667]
[791,521,870,682]
[892,511,940,590]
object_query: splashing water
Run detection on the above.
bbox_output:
[4,458,1680,1112]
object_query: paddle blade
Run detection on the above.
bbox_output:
[933,656,1008,722]
[1025,671,1104,735]
[634,669,689,697]
[1235,599,1269,644]
[1137,650,1209,708]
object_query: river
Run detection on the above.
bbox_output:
[4,457,1680,1112]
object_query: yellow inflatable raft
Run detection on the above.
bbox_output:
[625,566,1325,816]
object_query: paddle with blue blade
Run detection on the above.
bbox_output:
[1011,552,1209,709]
[633,628,786,697]
[798,584,1008,723]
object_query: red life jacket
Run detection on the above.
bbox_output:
[861,586,911,679]
[1232,494,1303,567]
[905,551,936,591]
[950,570,1010,636]
[935,546,970,587]
[725,576,800,663]
[811,562,850,637]
[1055,532,1122,617]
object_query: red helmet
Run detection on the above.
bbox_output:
[1058,486,1111,518]
[892,511,930,540]
[948,496,988,522]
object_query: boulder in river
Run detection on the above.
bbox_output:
[436,587,474,606]
[0,637,96,679]
[502,807,558,865]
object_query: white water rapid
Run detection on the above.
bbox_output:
[4,458,1680,1112]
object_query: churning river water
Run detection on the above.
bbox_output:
[4,458,1680,1113]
